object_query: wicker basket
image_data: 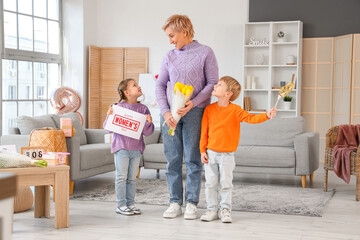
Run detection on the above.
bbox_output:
[29,128,68,164]
[324,125,360,201]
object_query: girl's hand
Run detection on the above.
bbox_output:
[201,152,208,164]
[146,114,152,123]
[107,106,113,116]
[267,107,277,119]
[163,111,177,129]
[177,100,194,117]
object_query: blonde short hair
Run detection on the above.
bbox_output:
[219,76,241,101]
[162,14,194,38]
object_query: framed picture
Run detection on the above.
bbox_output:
[20,146,47,160]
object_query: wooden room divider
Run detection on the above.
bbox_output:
[302,34,360,162]
[88,46,148,129]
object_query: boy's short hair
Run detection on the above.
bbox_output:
[219,76,241,101]
[162,14,194,38]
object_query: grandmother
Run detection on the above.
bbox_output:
[155,14,219,220]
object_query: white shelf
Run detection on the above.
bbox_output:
[271,89,297,92]
[249,111,267,114]
[276,109,296,112]
[272,65,297,67]
[242,21,303,118]
[272,42,298,45]
[244,89,268,92]
[244,45,269,48]
[244,65,269,68]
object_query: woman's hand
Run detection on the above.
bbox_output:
[107,106,113,116]
[201,152,208,164]
[146,114,152,123]
[177,100,194,117]
[267,107,277,119]
[163,111,177,129]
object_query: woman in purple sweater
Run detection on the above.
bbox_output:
[156,14,219,220]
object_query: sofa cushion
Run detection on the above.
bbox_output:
[80,143,113,170]
[143,144,167,163]
[143,130,161,145]
[234,146,295,168]
[239,116,305,147]
[16,115,57,135]
[52,113,87,145]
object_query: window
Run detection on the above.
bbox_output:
[8,85,16,100]
[1,0,62,135]
[36,86,45,99]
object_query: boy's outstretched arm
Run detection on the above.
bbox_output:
[267,107,277,119]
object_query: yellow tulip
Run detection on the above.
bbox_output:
[182,86,188,95]
[185,89,192,97]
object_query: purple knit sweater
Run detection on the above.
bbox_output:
[156,40,219,115]
[103,102,155,154]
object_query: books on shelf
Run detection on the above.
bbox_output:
[244,97,251,111]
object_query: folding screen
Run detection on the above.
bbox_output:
[302,34,360,162]
[88,46,148,129]
[351,34,360,124]
[333,35,352,126]
[302,38,334,162]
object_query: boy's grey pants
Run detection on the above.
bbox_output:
[204,149,235,211]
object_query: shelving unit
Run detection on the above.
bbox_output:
[241,21,303,117]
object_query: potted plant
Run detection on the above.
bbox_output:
[277,31,285,42]
[283,96,292,110]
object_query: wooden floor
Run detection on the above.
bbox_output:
[12,165,360,240]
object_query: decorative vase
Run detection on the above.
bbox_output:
[286,55,296,65]
[256,54,265,65]
[283,101,292,110]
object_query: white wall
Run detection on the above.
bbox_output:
[63,0,249,126]
[93,0,248,79]
[62,0,86,122]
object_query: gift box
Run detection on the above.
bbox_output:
[60,118,76,137]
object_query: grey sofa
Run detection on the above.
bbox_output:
[1,113,114,182]
[143,116,319,188]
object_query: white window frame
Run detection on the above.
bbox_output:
[0,0,62,135]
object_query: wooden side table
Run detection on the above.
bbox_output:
[0,172,17,240]
[0,165,70,229]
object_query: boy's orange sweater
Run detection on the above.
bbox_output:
[200,102,269,153]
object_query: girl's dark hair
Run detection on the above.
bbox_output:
[114,78,135,105]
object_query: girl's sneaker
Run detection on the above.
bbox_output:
[219,208,232,223]
[200,210,219,222]
[116,206,134,216]
[128,205,141,214]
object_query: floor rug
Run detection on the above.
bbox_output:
[71,178,335,217]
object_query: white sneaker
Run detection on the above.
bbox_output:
[116,206,134,216]
[219,208,232,223]
[128,205,141,215]
[200,210,219,222]
[184,203,197,220]
[163,203,182,218]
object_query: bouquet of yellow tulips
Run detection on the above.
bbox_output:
[168,82,194,135]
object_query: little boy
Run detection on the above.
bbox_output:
[199,76,276,223]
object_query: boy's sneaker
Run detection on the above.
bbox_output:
[163,203,182,218]
[200,210,219,222]
[219,208,232,223]
[116,206,134,216]
[184,203,197,220]
[128,205,141,215]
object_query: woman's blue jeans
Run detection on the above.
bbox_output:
[161,107,204,206]
[114,149,141,208]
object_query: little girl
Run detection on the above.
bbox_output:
[103,78,154,216]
